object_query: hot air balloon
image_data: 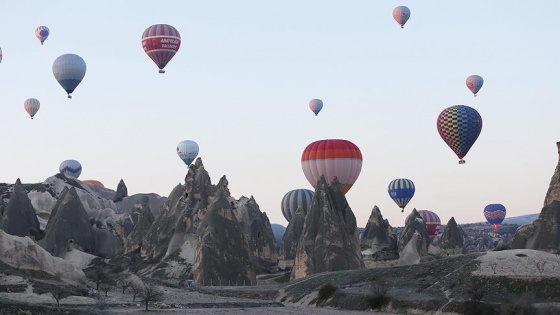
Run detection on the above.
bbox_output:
[281,188,314,222]
[24,98,40,119]
[141,24,181,73]
[35,26,50,45]
[437,105,482,164]
[301,139,362,193]
[392,6,411,28]
[484,204,506,230]
[466,75,484,97]
[406,209,441,238]
[177,140,199,166]
[309,99,323,116]
[52,54,86,99]
[0,47,2,63]
[388,178,415,212]
[59,159,82,178]
[82,179,105,188]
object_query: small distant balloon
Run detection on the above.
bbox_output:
[437,105,482,164]
[281,188,314,222]
[177,140,199,166]
[52,54,87,99]
[406,209,441,238]
[388,178,415,212]
[141,24,181,73]
[484,204,506,230]
[24,98,40,119]
[59,159,82,179]
[35,26,50,45]
[309,99,323,116]
[466,75,484,97]
[392,6,411,28]
[82,179,105,188]
[0,47,3,63]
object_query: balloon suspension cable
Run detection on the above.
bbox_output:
[458,159,466,164]
[159,69,165,74]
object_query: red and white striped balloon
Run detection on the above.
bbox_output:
[141,24,181,73]
[24,98,40,119]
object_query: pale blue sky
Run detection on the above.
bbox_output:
[1,1,559,228]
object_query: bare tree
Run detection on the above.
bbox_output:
[99,283,112,297]
[117,278,131,294]
[50,286,71,308]
[140,282,164,311]
[130,283,142,302]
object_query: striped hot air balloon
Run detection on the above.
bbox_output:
[309,99,323,116]
[392,6,411,28]
[437,105,482,164]
[466,75,484,97]
[301,139,362,194]
[484,204,506,230]
[388,178,415,212]
[59,159,82,179]
[35,26,50,45]
[52,54,87,99]
[406,209,441,238]
[281,188,314,222]
[141,24,181,73]
[24,98,40,119]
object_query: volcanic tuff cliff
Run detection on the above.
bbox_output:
[0,179,41,238]
[360,205,398,260]
[397,209,429,266]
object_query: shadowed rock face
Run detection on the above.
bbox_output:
[360,205,398,260]
[291,176,364,280]
[281,207,305,260]
[39,187,95,257]
[398,209,429,266]
[193,190,256,286]
[0,179,40,238]
[439,217,466,254]
[114,179,128,202]
[124,203,155,253]
[512,142,560,253]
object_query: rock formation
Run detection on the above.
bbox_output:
[115,193,166,217]
[234,196,277,272]
[0,179,41,238]
[193,190,256,286]
[281,207,305,260]
[114,179,128,202]
[0,229,86,284]
[291,176,364,280]
[360,205,398,260]
[512,142,560,253]
[439,217,466,255]
[398,209,429,265]
[124,202,155,253]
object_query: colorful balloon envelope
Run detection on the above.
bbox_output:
[301,139,362,194]
[281,188,314,222]
[406,209,441,238]
[466,75,484,97]
[484,204,506,230]
[24,98,40,119]
[388,178,415,212]
[309,99,323,116]
[59,159,82,179]
[35,26,50,45]
[52,54,87,99]
[437,105,482,164]
[141,24,181,73]
[392,6,411,28]
[82,179,105,188]
[177,140,199,166]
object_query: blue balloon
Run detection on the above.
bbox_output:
[59,159,82,179]
[484,204,506,226]
[388,178,415,212]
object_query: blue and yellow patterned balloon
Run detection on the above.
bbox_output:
[388,178,415,212]
[437,105,482,164]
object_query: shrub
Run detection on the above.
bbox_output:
[366,280,390,309]
[318,283,337,301]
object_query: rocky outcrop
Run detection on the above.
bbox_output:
[0,179,41,238]
[124,202,155,253]
[512,142,560,253]
[360,205,398,260]
[291,176,364,280]
[281,207,305,260]
[114,179,128,202]
[439,217,466,255]
[115,193,166,217]
[234,196,277,270]
[0,230,86,284]
[398,209,429,265]
[193,191,256,286]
